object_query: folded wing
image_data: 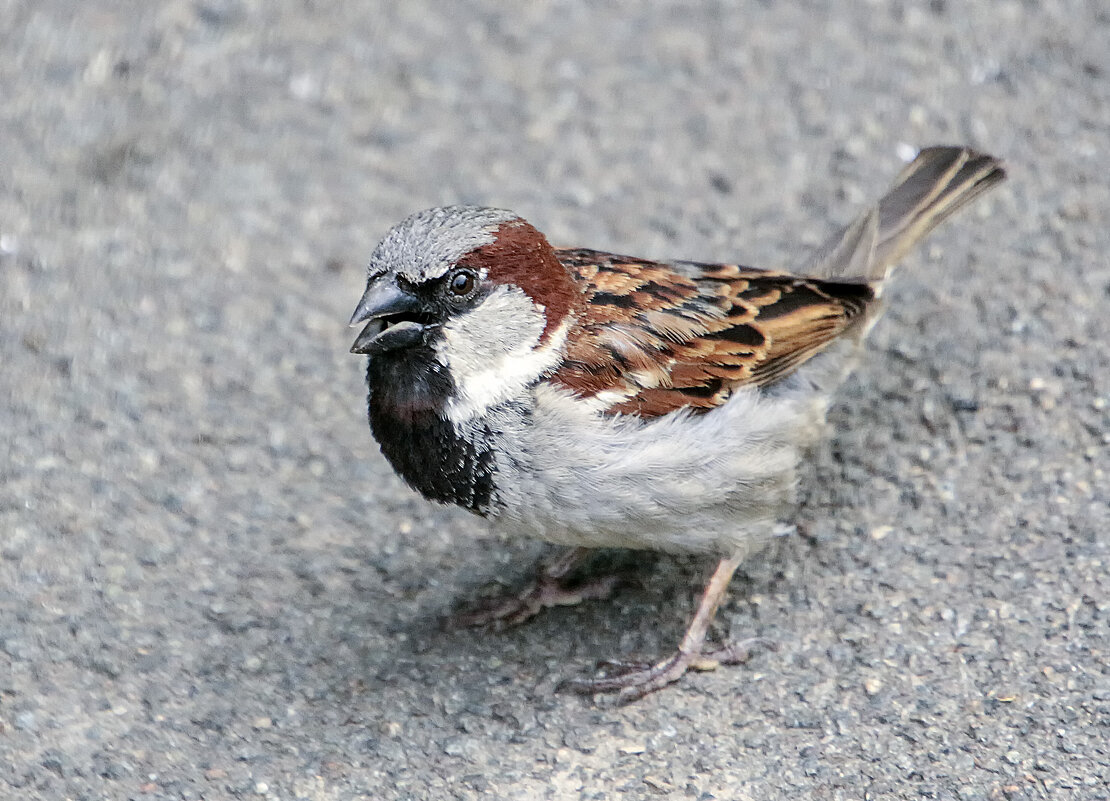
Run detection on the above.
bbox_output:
[551,250,876,417]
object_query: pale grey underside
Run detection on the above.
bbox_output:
[469,340,861,557]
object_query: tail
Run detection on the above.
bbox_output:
[778,147,1005,400]
[803,146,1006,283]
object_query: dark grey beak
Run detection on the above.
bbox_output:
[349,278,421,326]
[349,278,429,355]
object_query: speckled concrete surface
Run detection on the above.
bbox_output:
[1,2,1107,799]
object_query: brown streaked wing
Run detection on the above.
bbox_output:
[550,249,877,418]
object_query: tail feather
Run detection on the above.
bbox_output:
[805,146,1006,282]
[783,146,1005,397]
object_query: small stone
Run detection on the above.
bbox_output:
[251,716,272,729]
[644,775,673,793]
[442,736,468,757]
[254,781,269,793]
[864,677,882,695]
[898,140,920,160]
[14,712,36,731]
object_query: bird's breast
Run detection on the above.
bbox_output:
[366,353,498,514]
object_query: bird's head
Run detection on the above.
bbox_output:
[350,206,581,420]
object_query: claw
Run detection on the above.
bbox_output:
[563,637,769,702]
[560,555,769,702]
[446,548,622,629]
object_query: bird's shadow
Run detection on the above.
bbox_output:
[351,537,800,703]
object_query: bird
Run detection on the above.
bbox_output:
[349,146,1006,701]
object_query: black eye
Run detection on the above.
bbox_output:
[447,269,477,298]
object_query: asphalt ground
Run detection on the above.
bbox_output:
[1,2,1107,799]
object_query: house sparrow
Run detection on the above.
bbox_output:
[350,146,1005,701]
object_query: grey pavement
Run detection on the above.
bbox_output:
[1,2,1108,799]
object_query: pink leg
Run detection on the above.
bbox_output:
[565,554,765,702]
[449,547,622,629]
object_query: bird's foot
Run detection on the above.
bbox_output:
[447,547,620,629]
[449,573,621,629]
[562,637,768,703]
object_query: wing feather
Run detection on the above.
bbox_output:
[551,249,876,417]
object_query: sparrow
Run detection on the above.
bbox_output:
[349,146,1006,701]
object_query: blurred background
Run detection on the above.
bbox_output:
[1,2,1107,799]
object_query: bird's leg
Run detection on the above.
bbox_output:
[449,547,621,629]
[565,554,764,702]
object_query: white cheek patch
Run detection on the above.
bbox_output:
[437,286,569,423]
